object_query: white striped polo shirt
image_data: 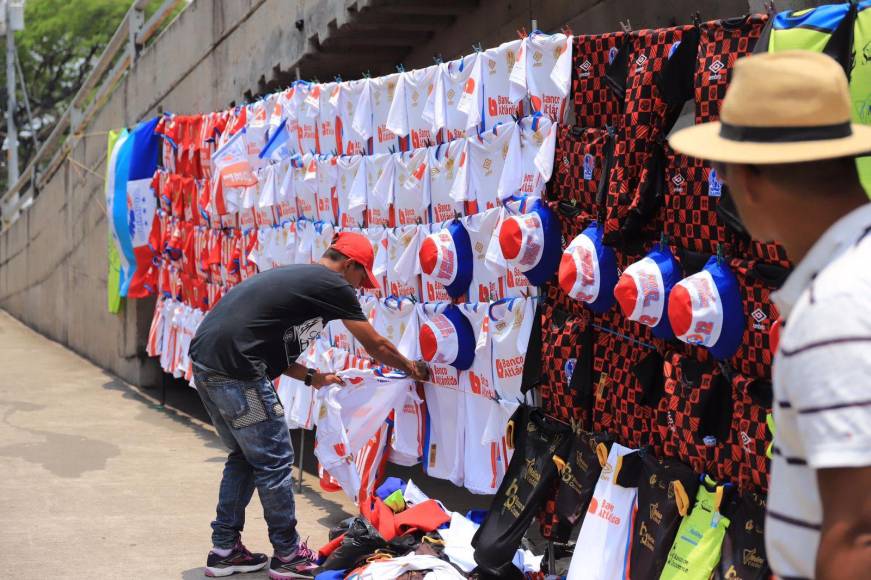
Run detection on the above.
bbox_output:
[767,202,871,579]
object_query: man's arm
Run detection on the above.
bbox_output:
[342,319,428,381]
[282,362,344,389]
[816,466,871,580]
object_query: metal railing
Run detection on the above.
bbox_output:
[0,0,187,227]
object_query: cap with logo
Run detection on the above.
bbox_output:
[418,305,476,371]
[668,256,745,359]
[496,199,562,286]
[418,220,473,299]
[614,244,682,339]
[558,221,618,313]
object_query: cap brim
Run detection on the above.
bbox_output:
[362,266,379,290]
[670,122,871,164]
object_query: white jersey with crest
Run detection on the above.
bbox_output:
[337,79,369,156]
[459,304,508,495]
[336,155,366,228]
[463,207,506,303]
[518,115,558,199]
[428,140,466,224]
[488,297,536,402]
[393,148,430,226]
[386,225,424,300]
[481,39,523,130]
[293,154,318,220]
[510,32,572,122]
[429,53,481,142]
[294,83,321,154]
[389,384,426,467]
[461,122,522,211]
[315,156,338,224]
[365,225,388,297]
[387,66,438,151]
[567,443,638,580]
[316,82,341,155]
[361,73,401,155]
[365,153,393,227]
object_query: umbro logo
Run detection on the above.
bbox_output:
[635,54,648,66]
[671,174,685,186]
[580,60,592,71]
[709,60,725,74]
[751,308,767,323]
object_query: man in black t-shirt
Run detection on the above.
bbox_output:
[189,232,428,579]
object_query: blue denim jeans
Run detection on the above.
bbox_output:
[194,369,299,555]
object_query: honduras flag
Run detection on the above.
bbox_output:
[259,118,292,162]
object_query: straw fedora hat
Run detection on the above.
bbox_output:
[669,50,871,164]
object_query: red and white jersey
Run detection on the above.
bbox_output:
[386,225,424,300]
[510,32,572,122]
[365,226,389,296]
[336,155,366,228]
[246,100,271,170]
[387,66,438,151]
[336,79,369,156]
[274,220,297,266]
[268,89,293,148]
[293,83,321,154]
[369,296,419,359]
[488,297,536,402]
[359,73,401,155]
[147,297,167,358]
[316,82,341,155]
[463,207,507,303]
[518,114,558,199]
[459,304,507,495]
[428,140,466,224]
[461,121,522,211]
[568,443,637,580]
[314,367,411,502]
[315,156,338,225]
[293,218,315,265]
[429,53,481,141]
[274,160,297,219]
[389,385,426,466]
[393,148,430,226]
[293,154,318,220]
[311,221,335,263]
[326,319,356,354]
[365,154,393,226]
[354,294,380,359]
[254,163,277,209]
[481,39,523,130]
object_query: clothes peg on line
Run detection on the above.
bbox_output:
[396,63,405,73]
[472,42,483,53]
[517,26,528,39]
[619,19,632,33]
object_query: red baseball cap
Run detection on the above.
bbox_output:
[329,231,379,289]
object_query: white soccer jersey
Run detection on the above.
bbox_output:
[360,73,401,155]
[387,65,438,151]
[326,319,356,354]
[459,304,507,495]
[568,443,638,580]
[315,156,338,224]
[481,39,523,130]
[336,79,369,156]
[462,121,522,211]
[293,218,315,265]
[274,160,297,220]
[489,296,536,402]
[393,148,430,226]
[316,82,341,155]
[464,207,507,302]
[365,225,388,296]
[293,154,318,220]
[389,385,426,467]
[365,153,393,226]
[510,32,572,122]
[311,221,335,263]
[428,140,466,224]
[273,220,297,266]
[336,155,366,228]
[429,53,481,141]
[314,367,411,502]
[246,100,270,170]
[369,296,419,359]
[386,225,424,299]
[293,83,320,154]
[518,114,558,199]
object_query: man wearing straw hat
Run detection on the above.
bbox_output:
[670,51,871,579]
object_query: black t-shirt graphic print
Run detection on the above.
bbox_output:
[189,264,366,380]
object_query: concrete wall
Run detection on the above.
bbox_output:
[0,0,828,386]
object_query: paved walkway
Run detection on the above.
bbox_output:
[0,310,356,579]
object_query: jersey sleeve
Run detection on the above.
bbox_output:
[656,25,700,108]
[783,293,871,470]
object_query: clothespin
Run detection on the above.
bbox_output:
[396,63,405,73]
[453,210,463,221]
[516,26,528,39]
[561,24,574,37]
[619,19,632,33]
[433,54,443,65]
[363,70,371,79]
[472,42,483,53]
[765,0,777,16]
[716,243,725,266]
[334,75,342,83]
[416,216,423,225]
[660,231,669,248]
[693,10,702,28]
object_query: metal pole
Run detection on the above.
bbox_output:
[6,1,19,186]
[297,429,305,493]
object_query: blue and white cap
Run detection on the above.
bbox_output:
[558,221,618,313]
[418,305,476,371]
[614,245,682,339]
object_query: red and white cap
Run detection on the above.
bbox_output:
[418,221,473,298]
[418,305,475,370]
[558,222,617,312]
[495,199,562,286]
[613,245,681,338]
